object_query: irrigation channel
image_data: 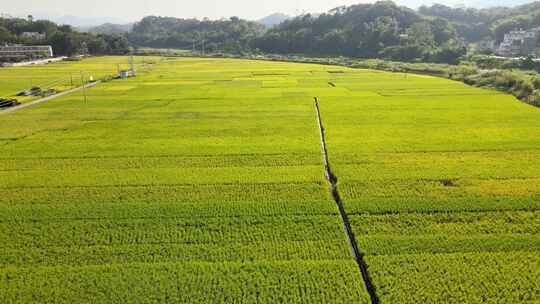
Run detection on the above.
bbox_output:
[314,97,379,304]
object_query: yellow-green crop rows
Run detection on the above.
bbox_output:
[0,56,156,103]
[1,57,539,303]
[0,58,370,303]
[319,70,540,303]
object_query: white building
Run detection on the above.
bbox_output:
[0,45,53,61]
[21,32,46,41]
[496,28,540,57]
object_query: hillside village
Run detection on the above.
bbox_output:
[495,28,540,57]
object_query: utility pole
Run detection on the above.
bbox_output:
[80,71,87,103]
[198,32,205,56]
[129,56,136,77]
[202,38,205,56]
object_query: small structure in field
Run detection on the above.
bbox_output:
[118,70,134,79]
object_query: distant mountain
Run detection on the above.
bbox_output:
[257,13,290,27]
[398,0,537,8]
[35,14,132,27]
[80,23,134,35]
[468,0,538,7]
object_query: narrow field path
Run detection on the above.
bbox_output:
[314,97,379,304]
[0,81,101,115]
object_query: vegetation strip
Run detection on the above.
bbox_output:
[313,97,379,304]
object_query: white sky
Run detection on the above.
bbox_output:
[1,0,464,21]
[1,0,534,22]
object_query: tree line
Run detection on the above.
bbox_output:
[128,16,264,52]
[5,1,540,63]
[0,17,130,57]
[419,2,540,43]
[128,1,466,64]
[254,2,465,63]
[127,1,540,63]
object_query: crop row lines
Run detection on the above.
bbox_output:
[0,181,325,190]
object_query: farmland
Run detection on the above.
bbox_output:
[0,56,151,103]
[1,57,539,303]
[318,71,540,302]
[0,58,370,303]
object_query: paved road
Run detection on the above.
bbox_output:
[0,81,101,116]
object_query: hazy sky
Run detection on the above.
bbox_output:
[2,0,534,22]
[2,0,465,21]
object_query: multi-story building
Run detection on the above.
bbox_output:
[496,28,540,57]
[0,45,53,61]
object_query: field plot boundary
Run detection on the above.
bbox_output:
[0,81,101,116]
[314,97,379,304]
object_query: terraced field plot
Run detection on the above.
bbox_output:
[1,57,539,303]
[0,58,370,303]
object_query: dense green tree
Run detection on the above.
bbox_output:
[419,2,540,43]
[47,31,78,55]
[253,1,462,63]
[406,22,436,48]
[0,26,12,42]
[379,44,424,61]
[429,44,467,64]
[128,16,264,52]
[86,36,108,54]
[493,16,531,42]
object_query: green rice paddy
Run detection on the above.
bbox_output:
[0,57,539,303]
[0,56,154,103]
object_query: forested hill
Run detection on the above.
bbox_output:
[83,23,134,35]
[0,17,130,56]
[257,13,290,27]
[128,2,465,63]
[254,1,464,63]
[6,0,540,63]
[127,16,264,51]
[419,1,540,42]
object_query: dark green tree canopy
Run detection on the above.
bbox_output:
[0,17,130,57]
[253,1,464,63]
[128,16,264,52]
